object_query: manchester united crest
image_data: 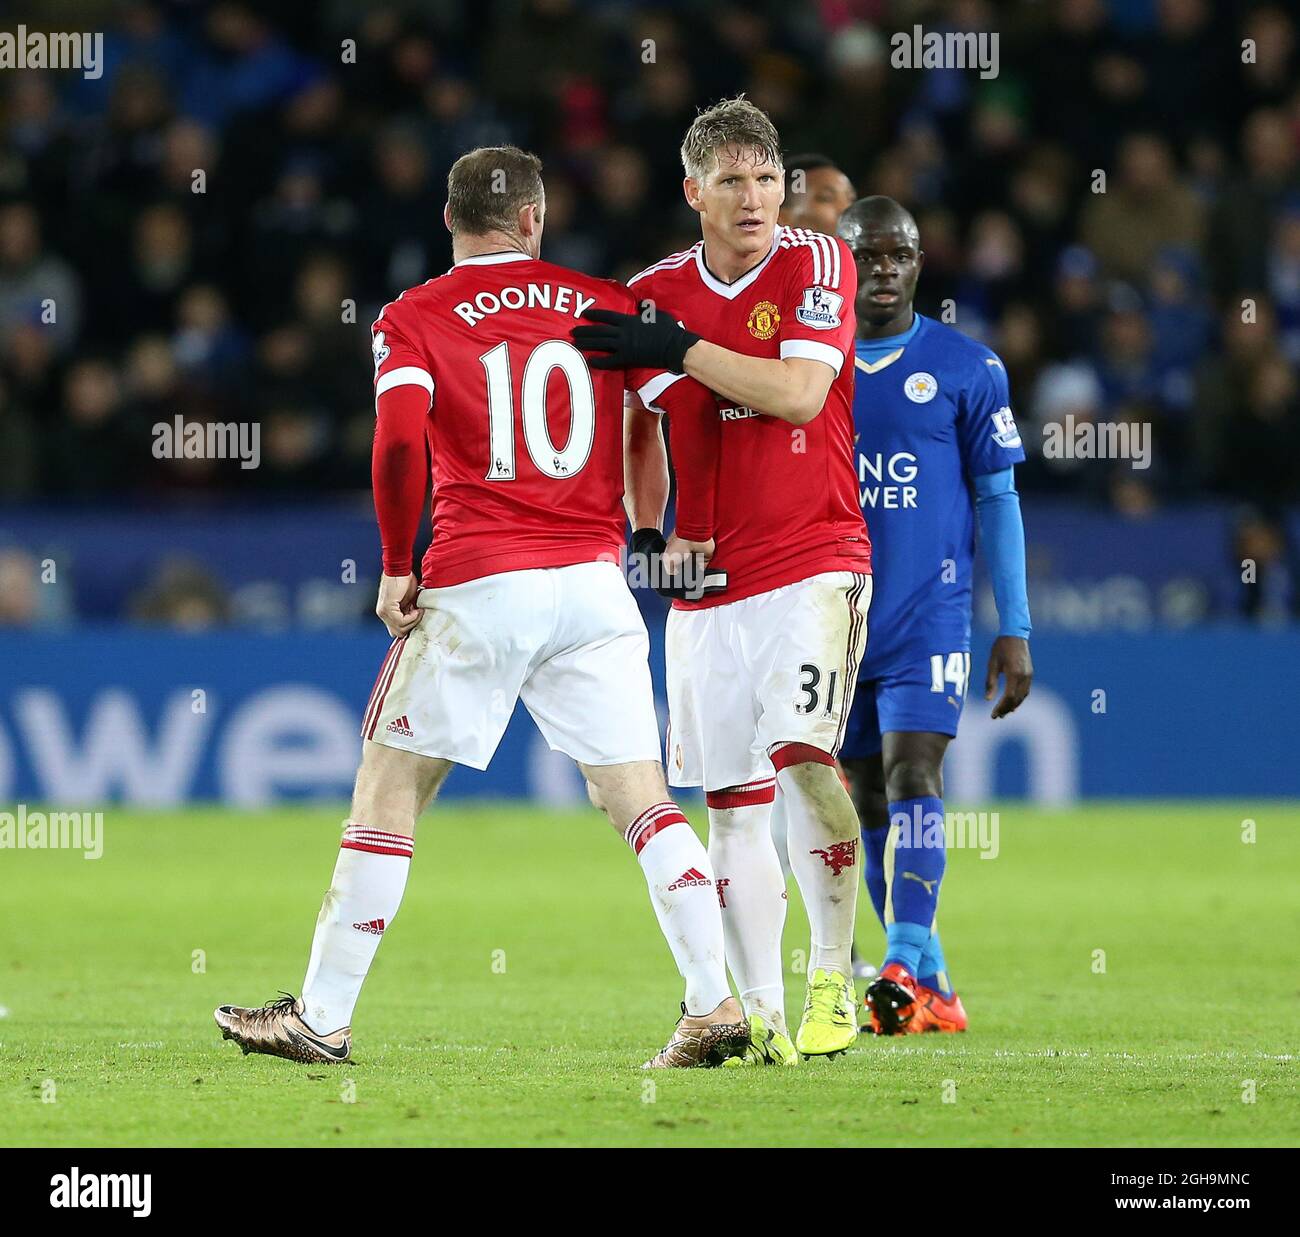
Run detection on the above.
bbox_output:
[747,300,780,340]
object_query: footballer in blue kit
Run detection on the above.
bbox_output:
[835,197,1034,1034]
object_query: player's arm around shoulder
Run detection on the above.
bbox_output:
[680,344,831,426]
[571,246,844,426]
[685,230,859,425]
[722,227,857,426]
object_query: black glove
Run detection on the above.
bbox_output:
[628,528,727,601]
[572,304,701,373]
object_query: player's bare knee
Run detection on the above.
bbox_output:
[885,757,942,802]
[580,759,667,832]
[840,756,885,824]
[582,778,621,832]
[847,775,890,830]
[415,759,453,815]
[353,741,449,834]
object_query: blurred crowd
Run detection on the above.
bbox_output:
[1,0,1298,521]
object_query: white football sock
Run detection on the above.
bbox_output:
[768,790,794,879]
[625,803,731,1015]
[705,787,789,1034]
[301,823,413,1033]
[776,763,860,979]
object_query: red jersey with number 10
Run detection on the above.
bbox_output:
[371,252,641,587]
[629,225,871,609]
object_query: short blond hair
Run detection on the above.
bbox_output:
[680,95,783,182]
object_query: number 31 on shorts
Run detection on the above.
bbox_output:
[929,652,971,697]
[796,663,840,716]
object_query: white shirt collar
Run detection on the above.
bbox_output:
[693,224,784,299]
[454,251,534,267]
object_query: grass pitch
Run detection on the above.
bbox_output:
[1,802,1296,1147]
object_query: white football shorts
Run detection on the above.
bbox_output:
[363,560,662,769]
[665,571,872,791]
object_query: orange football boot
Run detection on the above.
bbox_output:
[863,962,919,1035]
[908,984,968,1033]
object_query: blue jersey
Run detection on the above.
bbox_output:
[852,314,1024,681]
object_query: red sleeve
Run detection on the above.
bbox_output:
[372,384,429,576]
[624,274,688,414]
[659,377,719,542]
[372,296,434,404]
[370,297,433,577]
[776,233,857,376]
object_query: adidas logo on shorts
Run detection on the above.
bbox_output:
[386,714,414,738]
[352,918,386,935]
[668,867,711,891]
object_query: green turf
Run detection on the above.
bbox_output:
[0,802,1296,1147]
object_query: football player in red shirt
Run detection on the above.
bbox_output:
[575,98,872,1062]
[215,146,748,1070]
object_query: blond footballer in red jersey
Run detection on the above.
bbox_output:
[627,224,867,604]
[214,147,749,1071]
[574,99,872,1061]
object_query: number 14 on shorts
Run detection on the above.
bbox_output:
[929,652,972,697]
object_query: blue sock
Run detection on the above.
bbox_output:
[868,811,953,991]
[884,921,931,975]
[862,823,889,926]
[884,796,946,976]
[918,929,952,997]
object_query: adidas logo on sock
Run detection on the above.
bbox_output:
[668,868,711,891]
[386,715,414,738]
[352,918,386,935]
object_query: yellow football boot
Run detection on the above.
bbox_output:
[795,968,857,1057]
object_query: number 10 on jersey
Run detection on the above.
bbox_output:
[481,340,595,481]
